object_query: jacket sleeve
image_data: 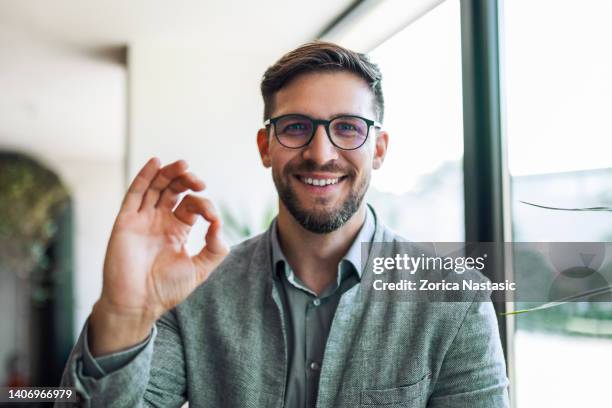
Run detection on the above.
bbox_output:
[81,326,150,379]
[55,310,187,408]
[427,300,510,408]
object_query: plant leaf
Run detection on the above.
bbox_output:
[501,285,612,316]
[519,200,612,212]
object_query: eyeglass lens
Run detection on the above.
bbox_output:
[274,115,368,149]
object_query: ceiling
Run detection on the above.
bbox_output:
[0,0,354,162]
[0,0,354,52]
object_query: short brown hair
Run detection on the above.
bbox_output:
[260,41,384,122]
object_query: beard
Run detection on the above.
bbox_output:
[272,160,369,234]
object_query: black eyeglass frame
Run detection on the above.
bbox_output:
[263,113,383,151]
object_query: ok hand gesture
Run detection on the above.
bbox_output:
[89,158,229,355]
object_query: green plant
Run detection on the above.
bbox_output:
[0,152,69,277]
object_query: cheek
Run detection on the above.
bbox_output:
[269,146,298,174]
[343,150,373,176]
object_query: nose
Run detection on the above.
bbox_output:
[302,124,339,164]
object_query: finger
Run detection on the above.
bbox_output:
[121,157,161,213]
[198,215,229,261]
[156,173,206,210]
[140,159,189,211]
[173,195,229,281]
[195,209,229,279]
[173,194,217,227]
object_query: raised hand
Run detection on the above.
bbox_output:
[89,158,229,356]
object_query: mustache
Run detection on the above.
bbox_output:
[283,160,354,176]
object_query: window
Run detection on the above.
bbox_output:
[503,0,612,406]
[367,0,464,241]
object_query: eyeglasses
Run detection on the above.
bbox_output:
[263,114,382,150]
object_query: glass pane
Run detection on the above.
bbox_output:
[368,0,464,241]
[503,0,612,406]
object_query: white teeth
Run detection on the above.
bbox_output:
[300,176,340,186]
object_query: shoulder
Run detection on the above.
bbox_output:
[209,230,271,284]
[179,230,271,309]
[369,206,409,244]
[380,224,407,243]
[218,232,268,273]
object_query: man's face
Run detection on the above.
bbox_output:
[257,71,387,233]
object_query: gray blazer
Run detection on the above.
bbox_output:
[59,217,509,407]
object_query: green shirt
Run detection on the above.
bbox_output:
[270,207,375,408]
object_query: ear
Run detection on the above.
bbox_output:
[372,130,389,170]
[257,128,272,168]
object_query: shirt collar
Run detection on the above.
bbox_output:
[270,205,376,281]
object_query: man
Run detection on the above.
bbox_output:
[59,42,509,407]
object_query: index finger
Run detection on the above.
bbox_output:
[121,157,161,212]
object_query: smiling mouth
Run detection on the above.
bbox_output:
[296,175,347,187]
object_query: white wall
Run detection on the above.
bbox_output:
[128,42,278,252]
[0,24,127,341]
[49,159,124,336]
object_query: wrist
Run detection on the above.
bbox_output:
[88,298,157,357]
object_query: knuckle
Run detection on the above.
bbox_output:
[168,180,184,193]
[201,197,212,207]
[156,173,171,185]
[180,194,199,209]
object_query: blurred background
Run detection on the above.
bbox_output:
[0,0,611,407]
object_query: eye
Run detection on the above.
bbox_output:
[277,116,312,136]
[332,118,366,138]
[336,123,357,131]
[285,123,308,131]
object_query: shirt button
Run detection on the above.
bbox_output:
[309,361,321,371]
[313,298,321,306]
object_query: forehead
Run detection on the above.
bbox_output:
[271,71,376,119]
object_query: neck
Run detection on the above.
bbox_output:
[276,202,367,295]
